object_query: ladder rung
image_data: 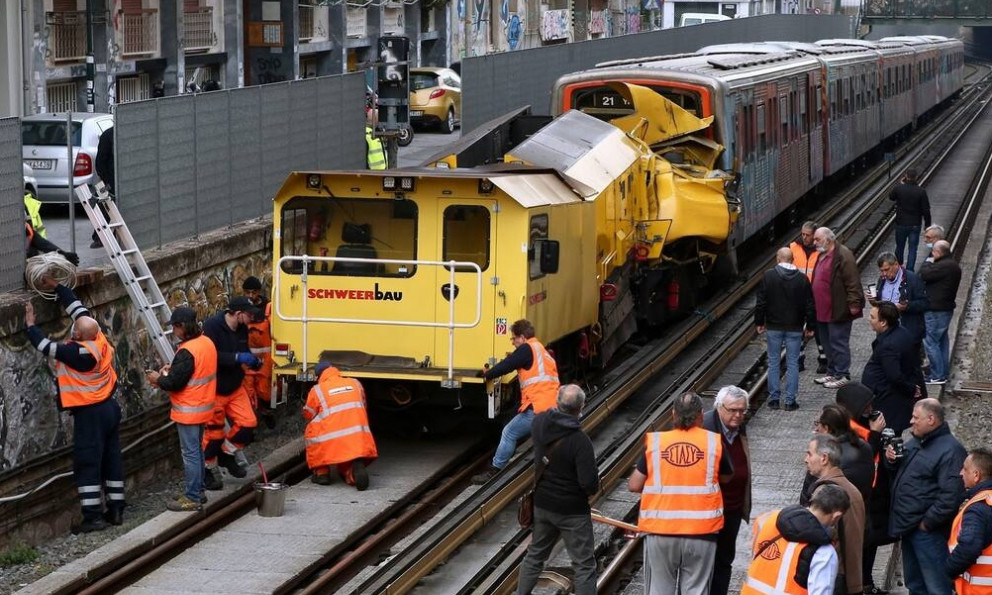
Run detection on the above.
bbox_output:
[108,222,124,229]
[133,275,152,283]
[147,301,167,309]
[120,249,139,256]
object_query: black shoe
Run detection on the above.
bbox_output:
[311,473,332,485]
[72,518,110,534]
[471,465,500,485]
[219,452,248,478]
[816,362,828,374]
[767,400,781,410]
[104,508,123,526]
[259,410,277,430]
[89,240,103,249]
[863,586,889,595]
[784,402,800,411]
[203,467,224,491]
[352,460,369,491]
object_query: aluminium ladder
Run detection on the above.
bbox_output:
[74,183,175,364]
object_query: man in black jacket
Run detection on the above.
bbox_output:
[755,247,815,410]
[860,301,925,435]
[917,240,962,385]
[516,384,599,595]
[889,169,931,271]
[886,398,966,595]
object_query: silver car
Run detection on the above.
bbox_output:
[22,112,114,203]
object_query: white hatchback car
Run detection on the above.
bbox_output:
[21,112,114,203]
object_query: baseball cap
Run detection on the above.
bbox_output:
[168,307,197,325]
[227,296,259,314]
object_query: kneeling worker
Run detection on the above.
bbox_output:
[303,360,378,490]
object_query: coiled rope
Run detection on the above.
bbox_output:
[25,252,77,299]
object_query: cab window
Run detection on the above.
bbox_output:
[279,197,418,277]
[443,205,490,272]
[529,214,549,280]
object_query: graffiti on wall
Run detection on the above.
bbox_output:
[0,254,271,472]
[507,14,522,49]
[589,9,609,34]
[540,9,570,41]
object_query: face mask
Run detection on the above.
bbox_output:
[925,243,934,250]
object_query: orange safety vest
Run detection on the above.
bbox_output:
[169,335,218,424]
[741,509,810,595]
[245,302,272,376]
[637,427,724,535]
[517,338,559,414]
[57,332,117,408]
[950,489,992,594]
[303,368,378,468]
[790,241,819,282]
[850,420,879,488]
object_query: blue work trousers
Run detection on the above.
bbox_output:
[901,527,954,595]
[819,320,853,378]
[492,407,534,469]
[895,225,921,271]
[72,397,125,522]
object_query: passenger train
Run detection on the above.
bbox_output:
[269,36,964,419]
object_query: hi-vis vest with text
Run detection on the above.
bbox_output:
[517,337,559,413]
[366,127,386,170]
[637,426,724,535]
[303,368,378,468]
[949,489,992,594]
[741,509,809,595]
[246,302,272,377]
[790,242,818,282]
[170,335,218,424]
[56,333,117,408]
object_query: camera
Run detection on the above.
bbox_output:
[881,428,905,458]
[868,410,883,421]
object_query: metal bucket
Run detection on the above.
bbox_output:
[254,482,288,517]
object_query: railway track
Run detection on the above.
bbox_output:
[12,62,992,595]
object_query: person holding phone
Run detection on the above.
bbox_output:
[873,252,929,351]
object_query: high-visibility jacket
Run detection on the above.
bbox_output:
[303,367,378,468]
[517,338,559,414]
[850,420,879,488]
[790,241,818,282]
[950,489,992,594]
[741,509,809,595]
[169,335,218,424]
[366,127,386,170]
[57,332,117,408]
[637,426,724,535]
[246,301,272,377]
[24,193,45,238]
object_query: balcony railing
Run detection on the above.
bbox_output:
[121,9,159,57]
[299,3,315,42]
[46,11,87,63]
[183,7,215,52]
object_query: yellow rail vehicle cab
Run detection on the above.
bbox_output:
[271,168,599,414]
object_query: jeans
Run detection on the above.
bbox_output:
[710,510,743,595]
[766,329,802,405]
[177,423,205,501]
[923,310,953,381]
[492,408,534,469]
[517,507,597,595]
[901,528,955,595]
[895,225,921,271]
[819,320,853,377]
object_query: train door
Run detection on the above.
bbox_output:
[433,200,497,371]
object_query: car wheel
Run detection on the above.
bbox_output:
[441,108,455,134]
[397,124,414,147]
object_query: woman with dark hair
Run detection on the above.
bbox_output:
[801,404,874,505]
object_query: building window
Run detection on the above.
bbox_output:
[117,73,151,104]
[46,81,78,113]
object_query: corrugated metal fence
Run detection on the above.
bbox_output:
[461,14,855,131]
[0,118,24,293]
[115,72,367,249]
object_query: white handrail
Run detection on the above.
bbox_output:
[274,255,484,387]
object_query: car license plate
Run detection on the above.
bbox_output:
[25,159,53,170]
[410,111,423,117]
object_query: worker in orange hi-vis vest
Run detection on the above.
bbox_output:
[789,220,828,375]
[741,483,850,595]
[628,392,732,595]
[948,447,992,594]
[241,276,275,429]
[302,360,378,491]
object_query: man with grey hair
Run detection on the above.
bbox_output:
[917,239,961,384]
[811,227,864,389]
[517,384,599,595]
[630,392,733,594]
[923,224,945,252]
[704,386,752,594]
[802,434,866,594]
[871,251,928,345]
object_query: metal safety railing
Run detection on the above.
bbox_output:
[120,9,160,57]
[275,255,483,388]
[183,7,216,52]
[45,11,87,63]
[299,3,315,42]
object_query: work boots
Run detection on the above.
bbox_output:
[219,452,247,478]
[471,465,500,485]
[203,466,224,491]
[352,461,369,491]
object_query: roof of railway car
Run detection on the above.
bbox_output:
[586,51,822,84]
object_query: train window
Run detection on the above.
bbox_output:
[529,214,550,280]
[779,96,788,146]
[829,82,836,116]
[799,88,807,136]
[815,84,822,115]
[279,197,417,277]
[443,205,490,273]
[569,84,702,120]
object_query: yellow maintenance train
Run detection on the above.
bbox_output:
[270,83,737,417]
